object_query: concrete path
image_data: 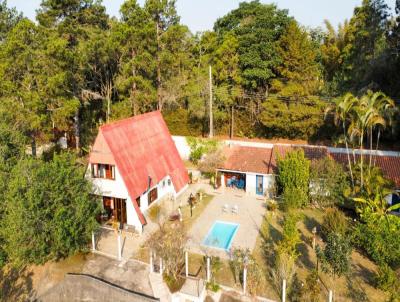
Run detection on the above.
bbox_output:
[149,273,170,302]
[187,188,266,259]
[82,254,154,297]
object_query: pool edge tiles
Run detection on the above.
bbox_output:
[202,221,240,251]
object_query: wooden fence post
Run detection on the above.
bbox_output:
[91,232,96,251]
[185,251,189,277]
[282,279,286,302]
[243,267,247,294]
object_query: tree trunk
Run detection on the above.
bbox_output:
[343,122,354,188]
[368,126,373,176]
[230,105,234,139]
[360,131,364,189]
[374,129,381,167]
[131,50,138,116]
[156,19,162,111]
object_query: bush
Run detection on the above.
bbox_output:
[282,187,308,211]
[321,208,348,239]
[353,215,400,267]
[148,204,161,223]
[310,157,349,207]
[375,264,398,292]
[277,150,310,208]
[186,137,219,165]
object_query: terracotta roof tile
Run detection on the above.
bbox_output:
[220,146,273,174]
[329,153,400,188]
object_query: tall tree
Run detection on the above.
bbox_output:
[144,0,180,110]
[0,0,22,42]
[214,0,291,94]
[345,0,390,91]
[37,0,109,151]
[1,153,100,267]
[0,19,49,156]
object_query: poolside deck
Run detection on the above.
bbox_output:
[187,188,266,259]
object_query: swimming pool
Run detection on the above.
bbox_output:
[202,221,239,251]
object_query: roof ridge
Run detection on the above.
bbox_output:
[99,111,161,131]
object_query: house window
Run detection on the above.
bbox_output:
[168,179,171,186]
[136,196,141,208]
[92,164,115,180]
[148,187,158,205]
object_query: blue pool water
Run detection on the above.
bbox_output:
[203,221,239,251]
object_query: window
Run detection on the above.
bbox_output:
[148,187,158,205]
[136,196,141,208]
[92,164,115,180]
[168,179,171,186]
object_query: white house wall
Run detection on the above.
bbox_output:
[139,176,176,212]
[172,136,191,160]
[245,173,275,196]
[86,165,129,200]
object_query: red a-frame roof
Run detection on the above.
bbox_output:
[89,111,189,226]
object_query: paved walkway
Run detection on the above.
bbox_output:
[149,273,170,302]
[81,254,154,297]
[187,188,266,259]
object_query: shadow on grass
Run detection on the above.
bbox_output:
[351,261,376,288]
[346,275,370,302]
[0,266,35,301]
[303,215,322,235]
[297,234,315,270]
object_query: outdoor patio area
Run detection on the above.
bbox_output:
[187,188,266,259]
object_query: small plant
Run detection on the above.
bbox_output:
[148,204,161,223]
[303,270,321,301]
[321,207,348,239]
[282,187,308,211]
[375,263,398,292]
[267,200,278,212]
[206,282,220,292]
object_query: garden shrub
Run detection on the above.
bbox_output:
[148,204,161,223]
[277,150,310,209]
[310,157,349,207]
[321,208,349,239]
[282,187,308,211]
[353,214,400,267]
[186,137,219,164]
[375,263,399,292]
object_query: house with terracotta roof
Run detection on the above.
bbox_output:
[87,111,189,233]
[217,145,276,196]
[215,140,400,197]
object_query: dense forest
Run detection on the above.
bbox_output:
[0,0,400,152]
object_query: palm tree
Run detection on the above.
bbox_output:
[325,93,357,188]
[348,102,374,189]
[359,91,395,176]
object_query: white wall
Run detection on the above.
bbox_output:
[87,164,188,233]
[245,173,275,196]
[139,176,176,212]
[172,136,191,160]
[86,165,129,199]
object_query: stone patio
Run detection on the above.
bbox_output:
[187,187,266,259]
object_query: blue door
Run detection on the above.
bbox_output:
[256,175,263,195]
